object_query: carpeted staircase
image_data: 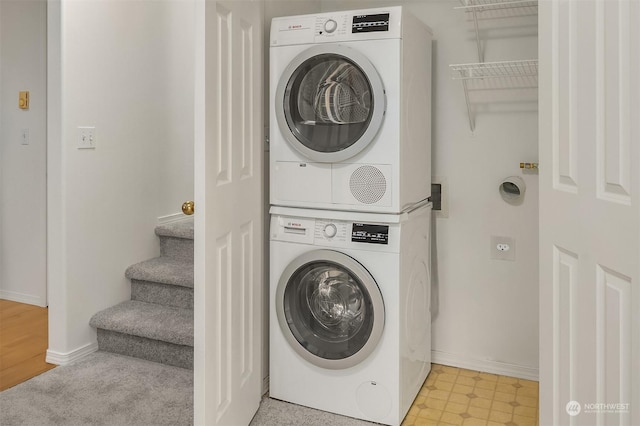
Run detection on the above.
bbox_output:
[90,219,194,369]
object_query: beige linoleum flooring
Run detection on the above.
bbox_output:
[403,364,538,426]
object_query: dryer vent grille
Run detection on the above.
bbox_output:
[349,166,387,204]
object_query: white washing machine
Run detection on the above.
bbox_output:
[269,204,432,425]
[269,7,433,213]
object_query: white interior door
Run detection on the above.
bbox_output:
[194,0,264,424]
[539,1,640,425]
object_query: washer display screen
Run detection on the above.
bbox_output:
[352,13,390,33]
[352,223,389,245]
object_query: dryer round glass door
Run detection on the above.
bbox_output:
[275,44,386,163]
[276,249,385,370]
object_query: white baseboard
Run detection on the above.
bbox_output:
[431,350,539,381]
[157,212,191,225]
[0,289,47,307]
[46,342,99,366]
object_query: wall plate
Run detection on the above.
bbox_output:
[77,126,96,149]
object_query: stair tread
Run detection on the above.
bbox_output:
[90,301,193,347]
[155,218,194,240]
[125,257,193,288]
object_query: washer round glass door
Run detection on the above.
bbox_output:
[275,44,386,163]
[276,249,385,370]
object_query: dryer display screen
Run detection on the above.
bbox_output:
[351,223,389,245]
[352,14,390,33]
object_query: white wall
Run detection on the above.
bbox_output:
[0,0,48,306]
[48,0,194,361]
[157,1,195,218]
[320,0,539,378]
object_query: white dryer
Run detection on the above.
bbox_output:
[269,204,432,425]
[269,7,433,213]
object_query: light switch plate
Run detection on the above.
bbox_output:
[77,127,96,149]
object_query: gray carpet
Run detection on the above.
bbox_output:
[90,300,194,347]
[250,398,376,426]
[126,257,194,288]
[0,351,193,426]
[0,351,378,426]
[155,219,194,240]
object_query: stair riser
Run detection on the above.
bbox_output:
[131,280,193,310]
[160,236,193,262]
[97,329,193,370]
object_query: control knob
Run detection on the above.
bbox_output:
[323,223,338,238]
[324,19,338,34]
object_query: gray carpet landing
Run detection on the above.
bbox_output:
[0,352,193,426]
[0,352,376,426]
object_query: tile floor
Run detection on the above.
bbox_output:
[402,364,539,426]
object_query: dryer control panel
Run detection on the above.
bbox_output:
[270,6,403,46]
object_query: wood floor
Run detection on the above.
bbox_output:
[0,299,56,391]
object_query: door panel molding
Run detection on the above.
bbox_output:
[552,0,578,193]
[596,0,632,205]
[552,245,579,425]
[596,265,632,426]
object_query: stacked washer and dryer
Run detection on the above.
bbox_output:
[269,7,433,425]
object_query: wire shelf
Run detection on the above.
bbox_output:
[450,60,538,81]
[455,0,538,13]
[455,0,538,62]
[450,60,538,131]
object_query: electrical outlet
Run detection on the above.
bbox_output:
[77,126,96,149]
[491,236,516,261]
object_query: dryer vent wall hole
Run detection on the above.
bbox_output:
[501,182,520,196]
[499,176,526,204]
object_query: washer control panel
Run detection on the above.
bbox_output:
[313,220,389,245]
[271,213,401,252]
